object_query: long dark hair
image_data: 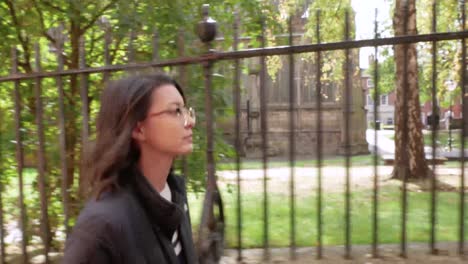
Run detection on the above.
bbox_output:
[87,73,185,199]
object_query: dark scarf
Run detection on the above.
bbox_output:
[129,167,186,239]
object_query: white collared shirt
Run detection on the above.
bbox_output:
[159,183,182,256]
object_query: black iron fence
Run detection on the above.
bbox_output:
[0,1,467,263]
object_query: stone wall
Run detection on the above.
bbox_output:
[220,103,368,158]
[219,47,369,158]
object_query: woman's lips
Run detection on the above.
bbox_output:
[184,135,193,142]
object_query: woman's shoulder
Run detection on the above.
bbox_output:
[64,190,134,263]
[66,191,136,248]
[78,189,133,224]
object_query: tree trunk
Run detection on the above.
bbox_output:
[392,0,431,180]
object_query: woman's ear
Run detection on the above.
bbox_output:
[132,122,145,142]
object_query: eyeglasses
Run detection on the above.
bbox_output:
[147,106,196,126]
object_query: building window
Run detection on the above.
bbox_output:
[381,94,388,105]
[367,79,374,88]
[386,118,393,125]
[367,94,373,105]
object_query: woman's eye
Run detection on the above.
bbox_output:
[174,108,182,115]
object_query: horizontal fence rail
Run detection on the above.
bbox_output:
[2,31,468,82]
[0,2,467,264]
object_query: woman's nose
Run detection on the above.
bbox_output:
[184,116,195,128]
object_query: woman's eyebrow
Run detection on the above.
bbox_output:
[167,102,185,107]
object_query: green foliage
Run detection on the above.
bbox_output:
[415,0,464,106]
[366,47,395,98]
[300,0,354,94]
[304,0,354,43]
[0,0,289,249]
[416,0,462,34]
[0,0,463,253]
[374,1,465,107]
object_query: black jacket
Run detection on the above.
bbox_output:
[62,168,197,264]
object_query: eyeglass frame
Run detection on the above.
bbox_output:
[146,106,196,127]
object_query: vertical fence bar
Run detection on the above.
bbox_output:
[80,36,90,145]
[343,10,352,260]
[11,47,28,264]
[198,55,216,263]
[55,38,71,236]
[246,100,251,135]
[34,43,51,263]
[127,29,136,75]
[177,30,189,177]
[196,5,218,263]
[288,13,297,261]
[153,29,160,63]
[429,0,439,255]
[79,36,90,198]
[200,58,215,236]
[128,29,136,64]
[259,15,270,261]
[459,0,466,257]
[103,25,111,83]
[372,8,380,258]
[315,9,323,260]
[400,0,410,258]
[232,9,243,261]
[0,114,5,264]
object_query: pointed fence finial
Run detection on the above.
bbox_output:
[197,4,217,43]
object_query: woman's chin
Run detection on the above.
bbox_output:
[178,145,193,155]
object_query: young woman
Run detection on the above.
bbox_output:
[63,73,197,263]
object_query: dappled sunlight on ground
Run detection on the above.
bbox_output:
[221,242,468,263]
[218,165,468,195]
[216,165,468,263]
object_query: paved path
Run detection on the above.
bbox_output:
[221,242,467,263]
[366,129,468,160]
[366,129,395,155]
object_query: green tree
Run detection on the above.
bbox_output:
[392,0,430,179]
[0,0,279,251]
[371,0,463,179]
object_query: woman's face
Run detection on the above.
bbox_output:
[132,84,195,157]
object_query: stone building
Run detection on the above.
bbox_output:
[221,7,368,158]
[234,51,368,158]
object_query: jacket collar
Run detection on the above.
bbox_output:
[129,166,185,239]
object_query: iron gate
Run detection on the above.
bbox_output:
[0,1,467,263]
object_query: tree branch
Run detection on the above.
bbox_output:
[3,0,32,72]
[4,0,25,44]
[31,0,72,67]
[31,0,57,44]
[40,0,66,13]
[81,0,119,34]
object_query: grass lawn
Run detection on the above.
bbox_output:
[422,130,468,149]
[189,186,468,248]
[12,168,468,250]
[217,154,382,170]
[386,130,468,149]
